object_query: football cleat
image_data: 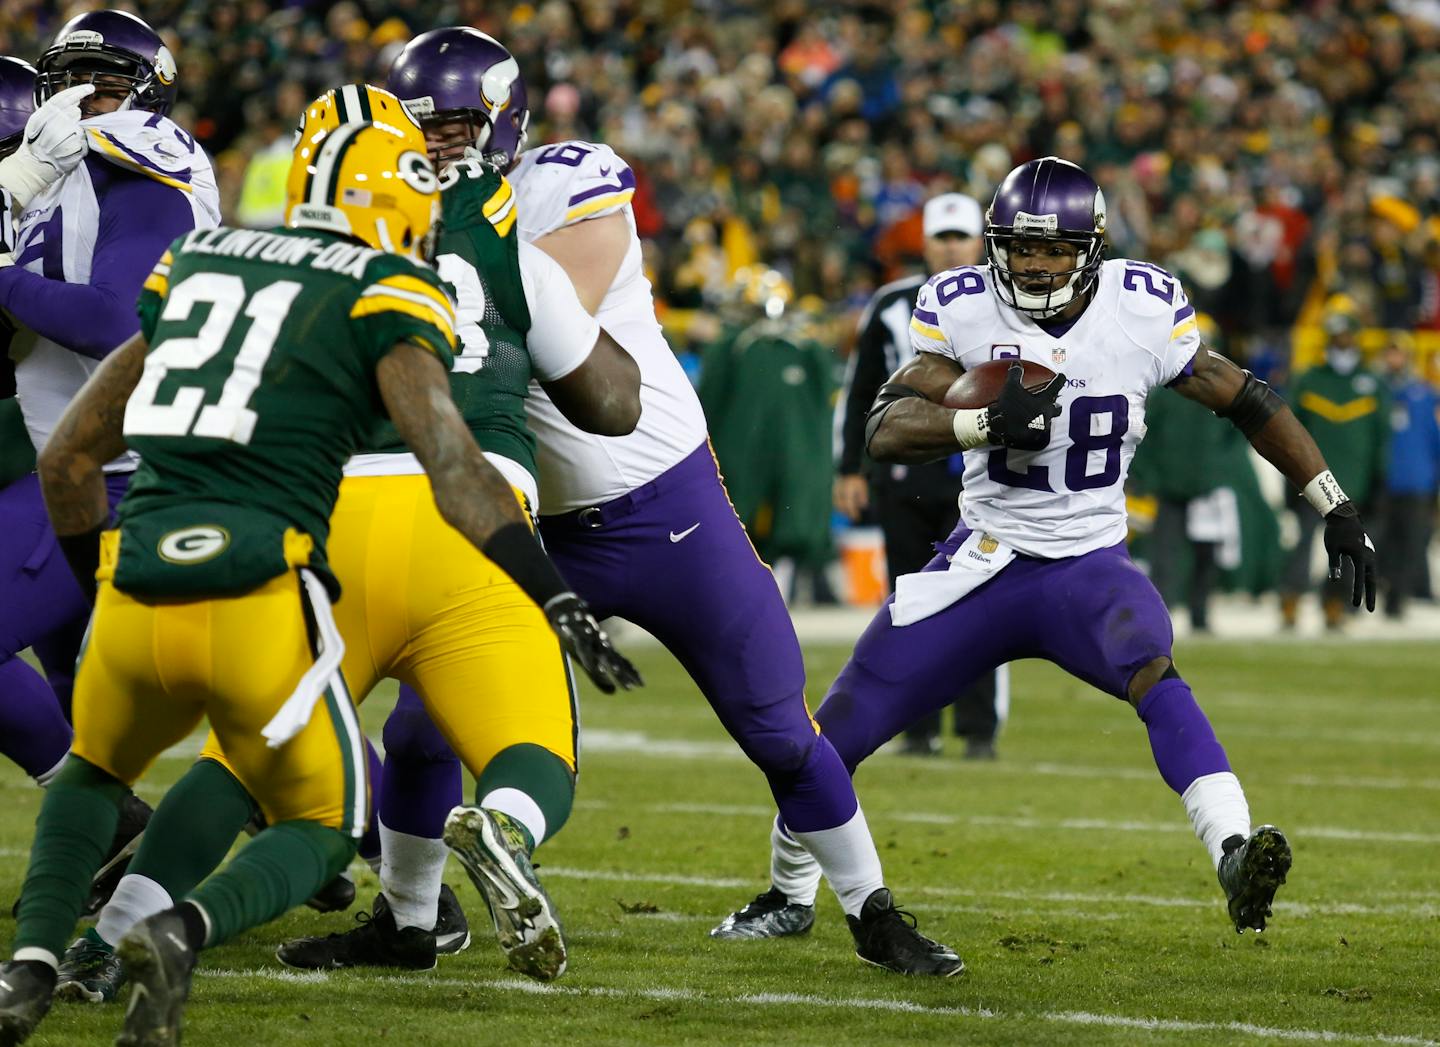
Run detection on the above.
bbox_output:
[846,888,965,976]
[276,891,438,971]
[710,887,815,940]
[0,960,55,1046]
[434,883,472,955]
[1218,825,1292,933]
[115,910,198,1047]
[305,870,357,914]
[444,806,566,981]
[55,931,124,1004]
[83,793,153,917]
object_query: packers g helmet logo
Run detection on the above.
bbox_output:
[158,525,230,564]
[398,150,439,194]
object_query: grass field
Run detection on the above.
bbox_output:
[2,638,1437,1046]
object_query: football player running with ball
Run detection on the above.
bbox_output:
[719,157,1377,941]
[0,121,633,1047]
[306,27,960,979]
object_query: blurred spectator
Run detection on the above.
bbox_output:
[1280,303,1392,631]
[1379,337,1440,618]
[700,272,836,604]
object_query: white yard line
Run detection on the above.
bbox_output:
[574,798,1440,846]
[580,729,1440,792]
[539,865,1440,920]
[194,968,1438,1045]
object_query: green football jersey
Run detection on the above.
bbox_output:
[364,160,535,479]
[116,225,456,599]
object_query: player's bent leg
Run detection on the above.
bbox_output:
[277,688,469,973]
[1038,544,1291,931]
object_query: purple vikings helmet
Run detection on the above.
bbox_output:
[386,27,530,169]
[984,156,1107,317]
[36,11,178,115]
[0,58,37,159]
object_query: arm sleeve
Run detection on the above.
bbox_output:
[1159,288,1201,386]
[839,298,897,474]
[518,240,601,382]
[908,278,954,359]
[349,266,458,371]
[0,175,197,359]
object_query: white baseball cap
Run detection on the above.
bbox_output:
[923,193,982,238]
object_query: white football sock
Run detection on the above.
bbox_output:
[96,873,172,947]
[379,821,449,931]
[790,806,886,918]
[12,948,57,971]
[480,787,546,848]
[769,817,822,906]
[1182,771,1252,869]
[33,752,68,788]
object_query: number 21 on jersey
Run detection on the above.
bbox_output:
[125,273,300,445]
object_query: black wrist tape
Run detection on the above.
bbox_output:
[482,522,571,610]
[1216,369,1285,437]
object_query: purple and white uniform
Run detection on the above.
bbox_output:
[768,256,1254,894]
[381,140,866,853]
[0,109,218,779]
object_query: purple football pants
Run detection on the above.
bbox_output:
[815,524,1198,771]
[379,443,859,836]
[0,472,129,777]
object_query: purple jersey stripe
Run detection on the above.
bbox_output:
[1164,352,1198,387]
[566,166,636,207]
[1173,302,1195,324]
[100,131,193,183]
[914,307,940,325]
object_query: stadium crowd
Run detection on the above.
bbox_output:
[3,0,1438,616]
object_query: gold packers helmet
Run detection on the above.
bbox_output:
[286,120,441,264]
[294,83,425,153]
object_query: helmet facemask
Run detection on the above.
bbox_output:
[985,226,1105,318]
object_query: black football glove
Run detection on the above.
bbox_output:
[544,593,644,694]
[986,364,1066,451]
[1322,500,1376,611]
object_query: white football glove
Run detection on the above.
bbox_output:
[0,84,95,207]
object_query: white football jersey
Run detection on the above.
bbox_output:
[509,140,708,512]
[910,258,1200,558]
[343,232,600,513]
[11,110,220,471]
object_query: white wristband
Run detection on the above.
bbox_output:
[951,408,990,450]
[1302,469,1348,515]
[0,144,63,210]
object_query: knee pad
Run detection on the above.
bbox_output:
[737,723,818,779]
[381,700,458,766]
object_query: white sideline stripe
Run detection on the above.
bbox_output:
[193,970,1439,1045]
[541,865,1440,919]
[575,798,1440,846]
[582,730,1440,792]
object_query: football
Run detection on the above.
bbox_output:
[941,359,1058,409]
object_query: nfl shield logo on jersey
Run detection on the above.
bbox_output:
[1051,346,1067,365]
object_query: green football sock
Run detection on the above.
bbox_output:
[475,743,575,847]
[128,757,259,899]
[15,757,128,960]
[187,820,355,947]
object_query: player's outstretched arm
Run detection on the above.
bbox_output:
[1172,344,1377,609]
[379,340,642,692]
[864,352,965,463]
[36,331,147,596]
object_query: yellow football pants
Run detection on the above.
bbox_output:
[74,536,367,835]
[201,474,576,780]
